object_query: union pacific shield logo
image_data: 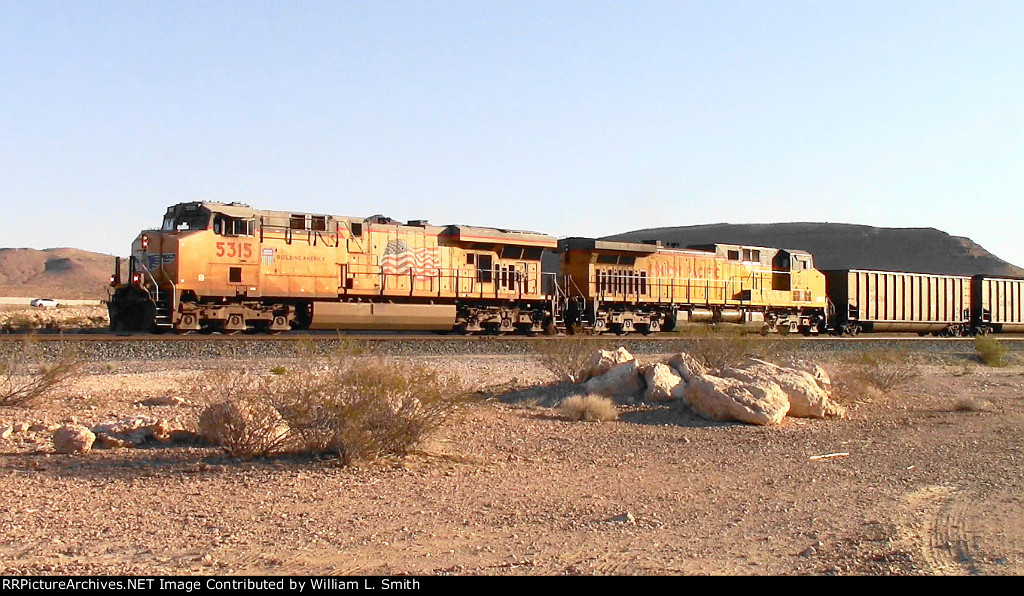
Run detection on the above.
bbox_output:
[262,248,275,265]
[147,253,176,268]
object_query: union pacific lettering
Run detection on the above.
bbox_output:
[656,258,722,280]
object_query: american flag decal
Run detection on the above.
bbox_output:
[381,240,439,280]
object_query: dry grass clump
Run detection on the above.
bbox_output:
[0,338,84,407]
[556,394,619,422]
[953,397,995,413]
[670,326,792,370]
[193,355,465,463]
[836,349,921,398]
[532,337,611,383]
[829,374,885,405]
[974,336,1009,367]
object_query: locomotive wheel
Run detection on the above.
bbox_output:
[636,324,652,335]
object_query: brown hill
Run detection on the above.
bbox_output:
[605,223,1024,277]
[0,248,116,300]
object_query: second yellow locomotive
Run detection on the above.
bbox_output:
[558,238,828,335]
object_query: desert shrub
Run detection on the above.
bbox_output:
[191,356,464,464]
[270,365,288,375]
[532,337,611,383]
[974,336,1009,367]
[1,313,39,332]
[0,338,84,407]
[671,326,792,370]
[844,349,921,394]
[273,358,464,464]
[198,397,291,458]
[556,394,619,422]
[828,373,884,405]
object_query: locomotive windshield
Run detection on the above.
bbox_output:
[161,205,211,232]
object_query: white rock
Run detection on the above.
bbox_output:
[782,359,833,391]
[0,426,11,440]
[723,359,845,419]
[583,347,635,381]
[53,425,96,454]
[583,360,645,402]
[683,373,790,426]
[667,352,708,382]
[644,363,685,402]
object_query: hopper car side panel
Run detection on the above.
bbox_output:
[973,275,1024,334]
[824,269,971,335]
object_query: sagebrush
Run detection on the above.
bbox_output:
[974,336,1009,367]
[669,326,792,370]
[843,349,921,394]
[193,355,465,463]
[0,338,84,407]
[532,337,611,383]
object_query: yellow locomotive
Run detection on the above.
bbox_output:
[558,238,828,334]
[108,202,558,334]
[109,201,830,335]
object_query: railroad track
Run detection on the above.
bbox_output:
[1,330,1020,362]
[3,330,1024,342]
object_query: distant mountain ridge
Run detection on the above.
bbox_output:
[0,248,115,300]
[604,223,1024,277]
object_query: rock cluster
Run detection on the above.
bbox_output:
[576,348,845,426]
[9,416,198,455]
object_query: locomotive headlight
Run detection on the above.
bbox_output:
[132,273,141,284]
[141,234,149,251]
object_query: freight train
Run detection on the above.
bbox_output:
[107,201,1024,336]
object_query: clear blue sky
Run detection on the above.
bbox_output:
[2,1,1023,267]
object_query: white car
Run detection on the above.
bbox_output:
[30,298,60,308]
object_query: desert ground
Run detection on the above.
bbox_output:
[1,345,1023,576]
